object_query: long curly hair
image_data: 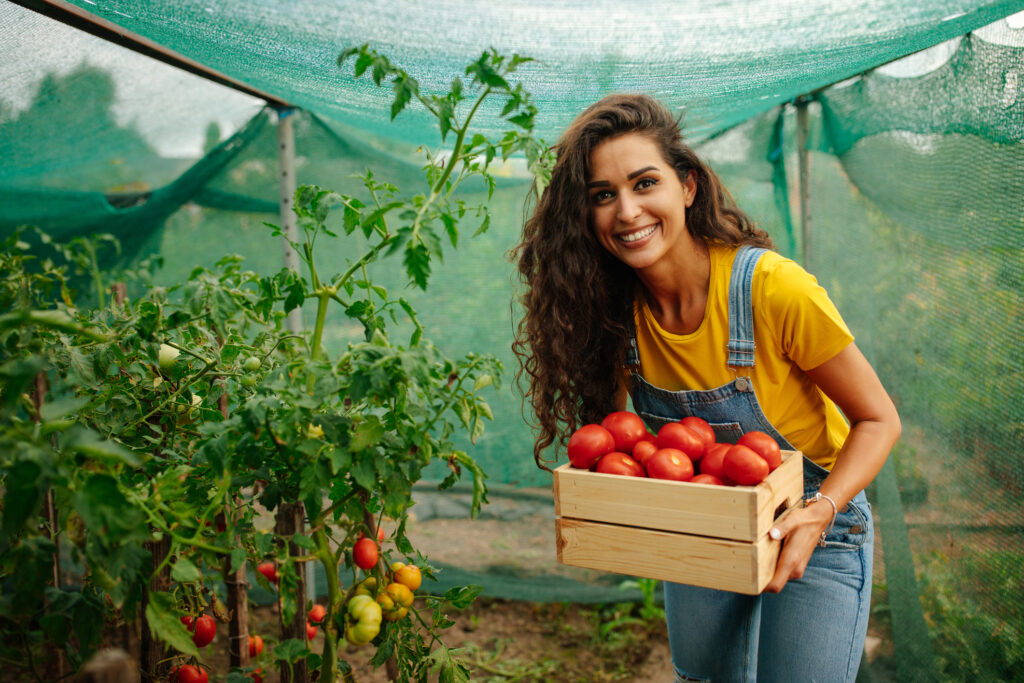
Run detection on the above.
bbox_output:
[512,93,774,470]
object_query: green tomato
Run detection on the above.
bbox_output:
[242,356,261,372]
[240,374,258,388]
[345,620,380,646]
[158,344,179,372]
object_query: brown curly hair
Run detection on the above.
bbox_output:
[512,93,774,470]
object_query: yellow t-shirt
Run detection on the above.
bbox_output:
[631,245,854,469]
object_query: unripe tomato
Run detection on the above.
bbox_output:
[353,537,379,570]
[308,604,327,625]
[737,430,782,471]
[385,582,414,608]
[346,620,380,646]
[242,356,262,372]
[173,664,208,683]
[724,444,770,486]
[391,563,422,592]
[354,577,377,596]
[567,424,615,469]
[383,606,409,622]
[345,594,383,646]
[600,411,648,454]
[240,374,258,388]
[158,343,179,372]
[248,634,263,658]
[190,614,216,648]
[256,562,279,584]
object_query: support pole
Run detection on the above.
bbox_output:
[275,107,317,610]
[796,99,811,267]
[276,107,303,335]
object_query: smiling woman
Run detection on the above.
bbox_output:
[512,93,901,683]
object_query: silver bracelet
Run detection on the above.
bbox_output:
[804,492,838,547]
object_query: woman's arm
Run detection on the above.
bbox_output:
[763,341,901,593]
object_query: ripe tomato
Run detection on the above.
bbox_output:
[248,634,264,658]
[391,563,422,592]
[595,452,646,477]
[190,614,216,648]
[724,444,770,486]
[680,416,715,449]
[306,621,318,640]
[353,537,379,570]
[307,604,327,625]
[173,664,208,683]
[691,473,724,486]
[656,423,705,461]
[737,431,782,471]
[180,615,194,629]
[256,562,279,584]
[699,443,732,482]
[645,449,694,482]
[632,435,658,466]
[359,527,386,543]
[567,424,615,469]
[600,411,648,454]
[250,668,263,683]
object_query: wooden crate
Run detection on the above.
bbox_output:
[553,450,803,594]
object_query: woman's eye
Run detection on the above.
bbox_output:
[591,190,613,203]
[635,177,657,191]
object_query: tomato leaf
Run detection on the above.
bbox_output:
[146,591,199,657]
[170,556,203,584]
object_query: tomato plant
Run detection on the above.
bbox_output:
[0,44,547,683]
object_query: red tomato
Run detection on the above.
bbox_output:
[724,444,770,486]
[600,411,648,454]
[595,452,646,477]
[646,449,694,482]
[248,634,264,658]
[567,424,615,469]
[691,473,724,486]
[191,614,216,648]
[250,669,263,683]
[306,621,318,640]
[353,537,379,570]
[180,615,193,629]
[737,431,782,471]
[680,416,715,450]
[308,604,327,625]
[256,562,279,584]
[656,423,705,461]
[699,443,732,482]
[173,665,208,683]
[632,435,658,466]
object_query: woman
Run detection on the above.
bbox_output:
[513,94,901,682]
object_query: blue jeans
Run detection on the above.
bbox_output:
[663,459,874,683]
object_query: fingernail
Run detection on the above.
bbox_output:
[769,528,781,540]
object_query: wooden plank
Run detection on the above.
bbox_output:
[553,450,802,542]
[556,518,780,595]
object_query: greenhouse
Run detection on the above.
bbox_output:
[1,0,1022,681]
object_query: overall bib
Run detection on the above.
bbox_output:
[626,246,873,683]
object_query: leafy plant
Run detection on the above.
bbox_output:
[0,44,551,683]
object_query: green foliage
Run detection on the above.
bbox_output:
[0,45,549,682]
[918,548,1024,682]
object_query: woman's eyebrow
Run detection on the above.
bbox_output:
[587,165,659,189]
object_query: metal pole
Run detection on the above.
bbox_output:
[796,100,811,267]
[276,107,303,334]
[274,106,317,605]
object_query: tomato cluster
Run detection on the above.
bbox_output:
[568,411,782,487]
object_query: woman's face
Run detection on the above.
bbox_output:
[586,133,697,272]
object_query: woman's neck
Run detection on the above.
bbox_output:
[636,239,712,335]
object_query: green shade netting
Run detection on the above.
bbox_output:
[2,2,1023,680]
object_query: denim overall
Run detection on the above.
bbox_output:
[627,246,873,683]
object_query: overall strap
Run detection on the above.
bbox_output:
[727,245,768,368]
[624,316,641,372]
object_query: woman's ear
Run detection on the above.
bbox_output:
[683,169,697,207]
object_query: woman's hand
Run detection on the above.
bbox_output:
[763,501,834,593]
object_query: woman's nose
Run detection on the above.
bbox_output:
[617,193,642,223]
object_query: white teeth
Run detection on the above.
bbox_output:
[619,224,657,243]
